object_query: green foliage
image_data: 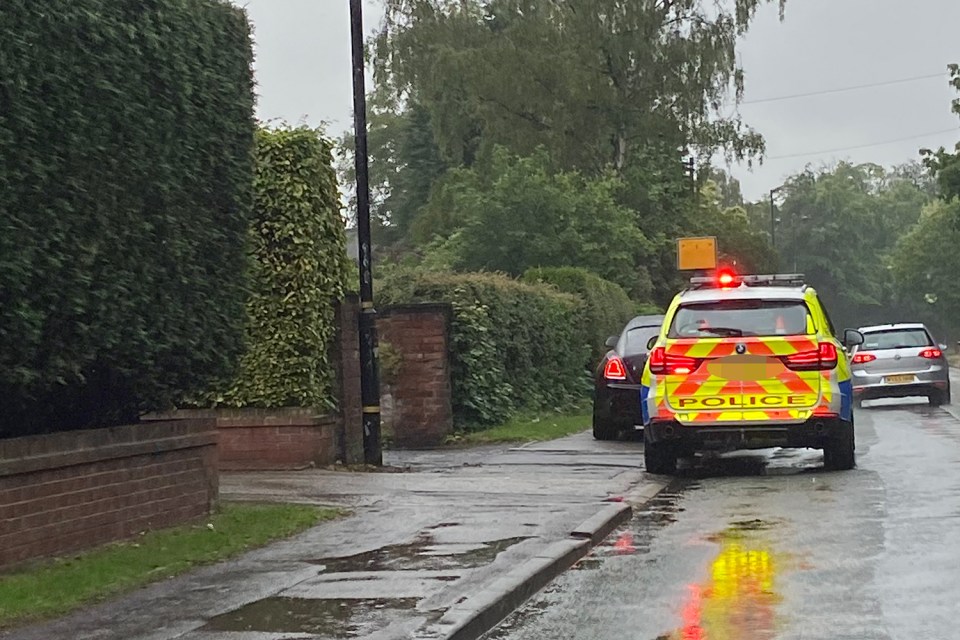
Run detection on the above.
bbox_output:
[377,0,783,173]
[921,64,960,207]
[340,1,787,309]
[891,199,960,340]
[446,408,591,445]
[774,162,933,329]
[0,0,255,436]
[522,267,637,365]
[0,503,337,627]
[379,271,590,427]
[378,340,403,386]
[697,181,778,275]
[414,147,653,296]
[211,127,350,409]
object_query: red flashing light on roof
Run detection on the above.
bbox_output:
[717,269,736,288]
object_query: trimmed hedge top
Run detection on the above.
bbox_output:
[522,267,639,365]
[0,0,256,436]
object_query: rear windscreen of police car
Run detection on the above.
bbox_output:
[668,300,810,338]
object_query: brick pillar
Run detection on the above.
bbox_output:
[377,304,453,447]
[334,295,364,463]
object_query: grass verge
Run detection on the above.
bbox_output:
[0,502,339,629]
[447,408,591,445]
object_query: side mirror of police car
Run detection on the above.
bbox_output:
[646,336,658,351]
[843,329,865,349]
[604,335,618,349]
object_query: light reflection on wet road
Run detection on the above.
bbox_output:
[486,398,960,640]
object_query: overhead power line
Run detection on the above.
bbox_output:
[767,127,960,161]
[743,72,948,105]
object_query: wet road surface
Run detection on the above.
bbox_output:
[485,397,960,640]
[1,432,661,640]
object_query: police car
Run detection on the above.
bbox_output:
[640,270,865,474]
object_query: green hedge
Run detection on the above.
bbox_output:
[522,267,640,365]
[209,127,350,409]
[0,1,256,436]
[380,271,589,427]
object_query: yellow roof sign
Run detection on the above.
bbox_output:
[677,236,718,271]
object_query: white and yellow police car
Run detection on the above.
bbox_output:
[641,270,864,474]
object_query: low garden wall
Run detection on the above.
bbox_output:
[0,420,218,570]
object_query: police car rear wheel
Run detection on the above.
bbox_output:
[643,431,677,474]
[823,424,855,471]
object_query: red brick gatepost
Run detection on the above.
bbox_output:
[377,303,454,447]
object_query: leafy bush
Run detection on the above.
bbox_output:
[522,267,640,365]
[209,127,350,409]
[379,271,589,427]
[0,0,255,436]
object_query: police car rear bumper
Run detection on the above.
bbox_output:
[645,417,852,451]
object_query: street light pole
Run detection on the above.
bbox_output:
[349,0,382,465]
[769,187,779,249]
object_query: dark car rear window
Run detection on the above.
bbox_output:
[861,328,933,351]
[668,300,811,338]
[620,325,661,355]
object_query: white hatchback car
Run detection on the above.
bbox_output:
[851,323,951,407]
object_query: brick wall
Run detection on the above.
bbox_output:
[143,297,365,471]
[377,304,454,447]
[0,419,217,570]
[146,409,339,471]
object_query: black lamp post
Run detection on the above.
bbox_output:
[349,0,382,465]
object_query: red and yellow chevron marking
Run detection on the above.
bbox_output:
[660,336,823,424]
[666,336,818,358]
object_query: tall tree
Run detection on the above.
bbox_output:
[775,162,933,328]
[891,199,960,340]
[413,146,653,296]
[375,0,783,175]
[921,64,960,202]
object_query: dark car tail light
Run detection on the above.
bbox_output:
[603,356,628,381]
[920,348,943,359]
[851,352,876,364]
[783,342,838,371]
[648,347,700,375]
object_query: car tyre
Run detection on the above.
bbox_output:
[823,421,855,471]
[929,389,945,407]
[643,429,677,475]
[592,407,619,441]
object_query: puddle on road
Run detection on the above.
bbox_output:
[656,520,798,640]
[204,596,419,636]
[311,535,530,572]
[574,482,691,568]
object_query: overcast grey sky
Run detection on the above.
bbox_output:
[240,0,960,201]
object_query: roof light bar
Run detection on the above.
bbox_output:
[688,273,806,288]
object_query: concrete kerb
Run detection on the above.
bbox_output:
[436,478,669,640]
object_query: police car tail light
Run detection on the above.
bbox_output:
[819,342,839,369]
[851,353,876,364]
[783,342,838,371]
[603,356,628,381]
[649,347,700,375]
[920,348,943,359]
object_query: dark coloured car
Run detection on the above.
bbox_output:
[592,314,665,440]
